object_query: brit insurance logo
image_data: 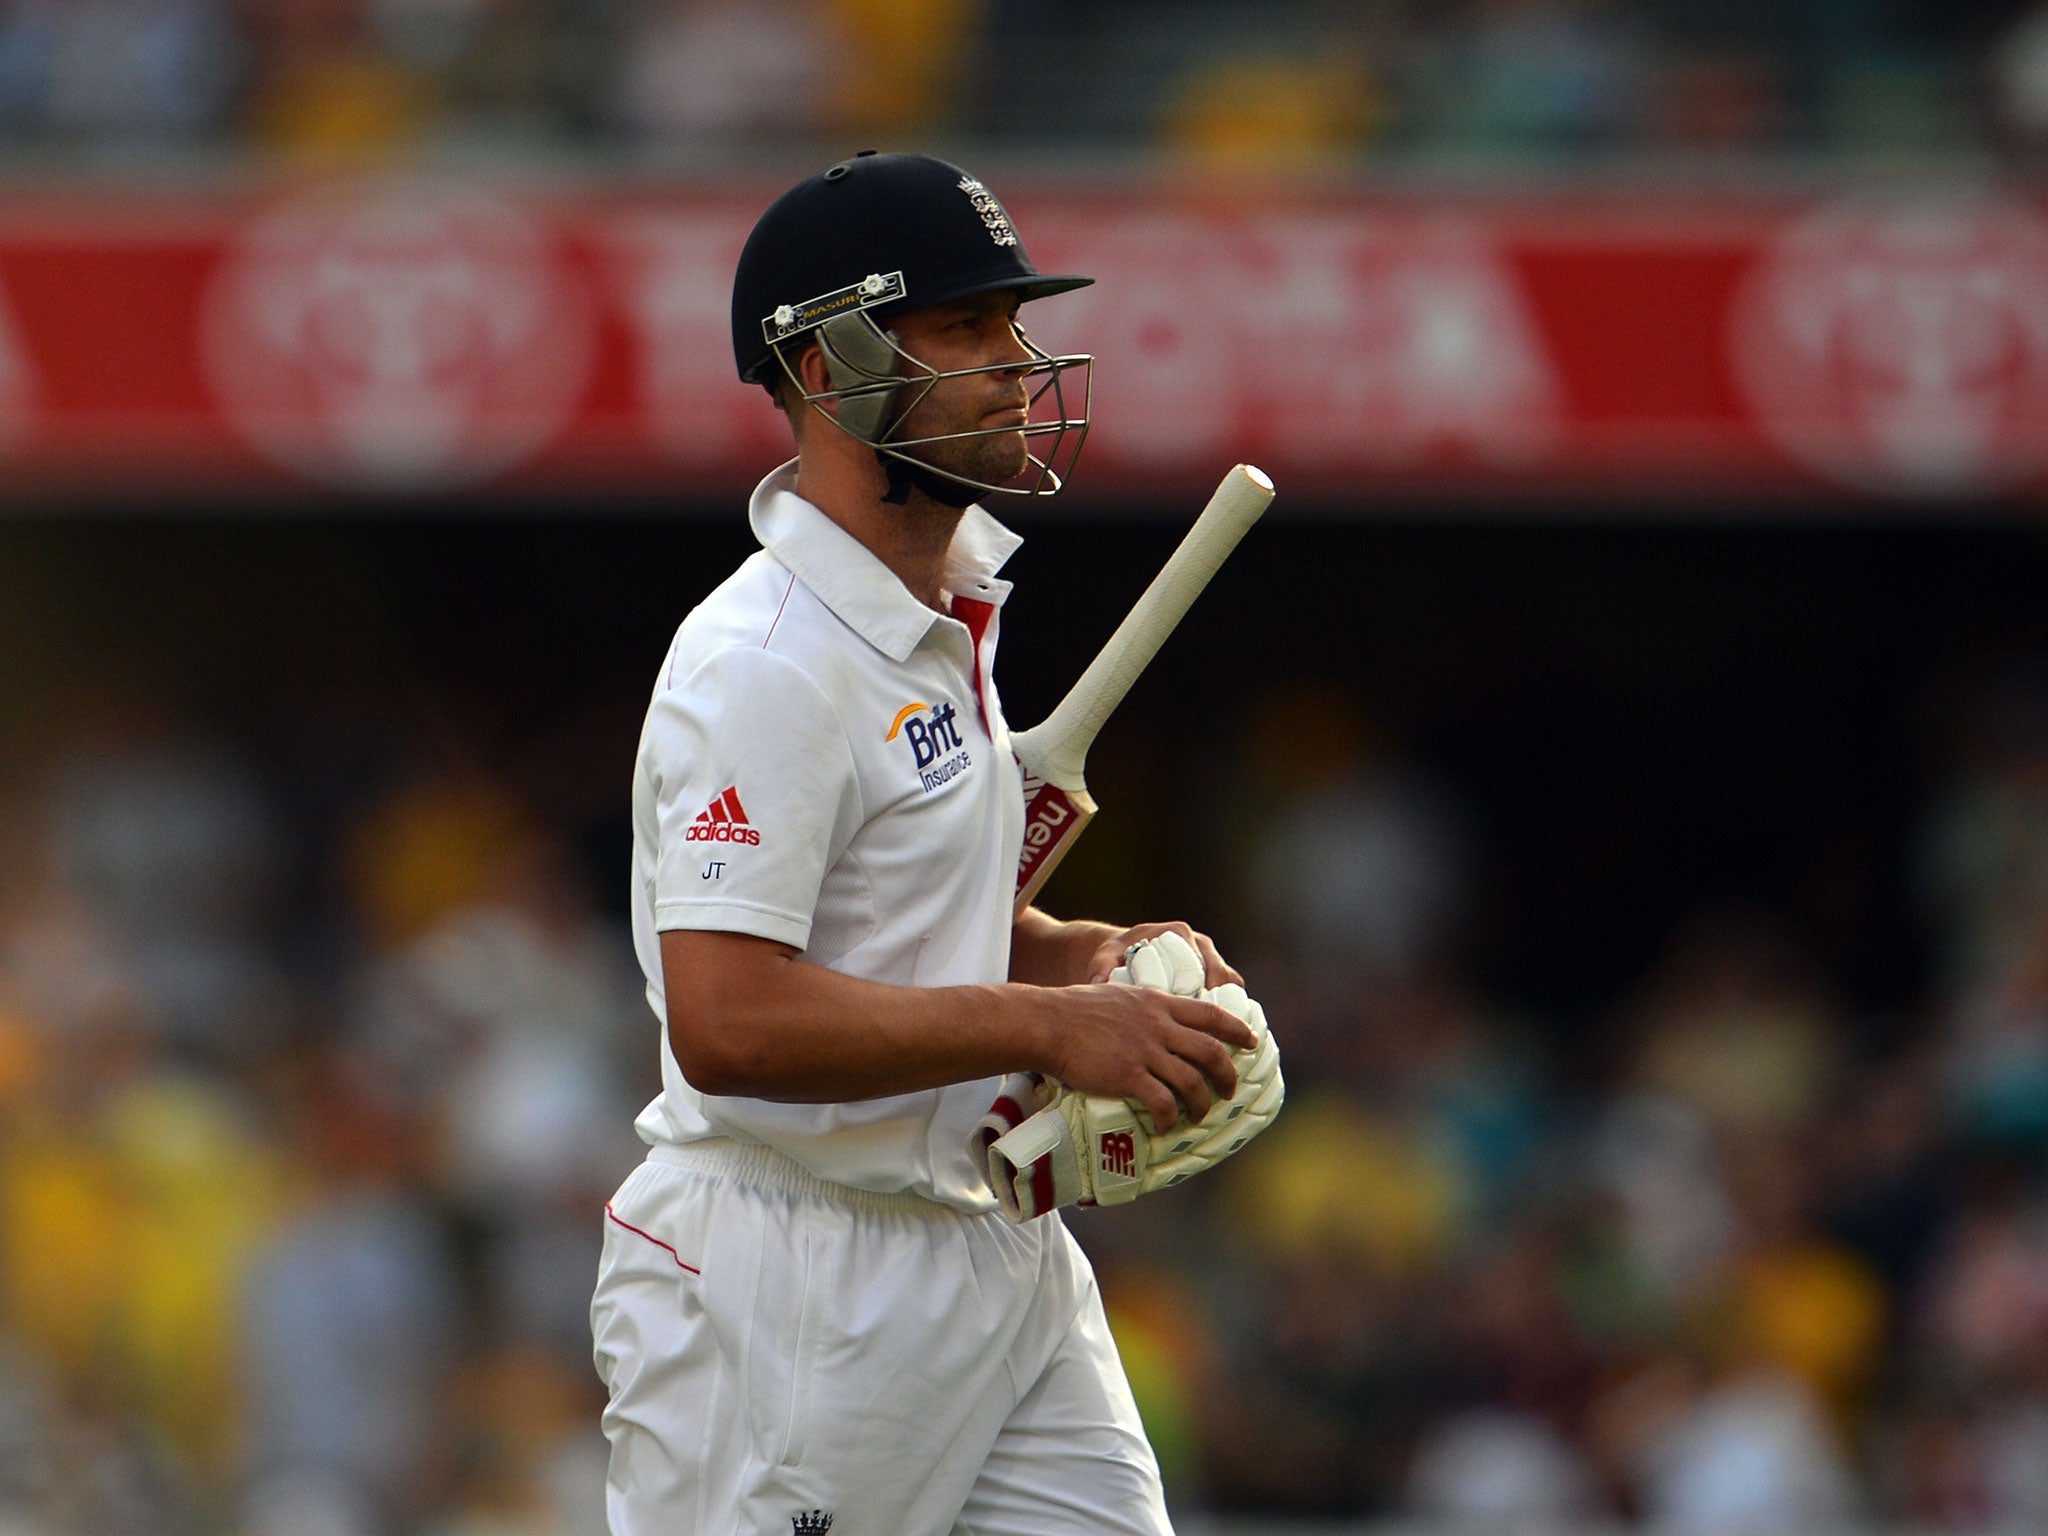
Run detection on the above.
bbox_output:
[203,179,595,492]
[887,700,972,794]
[1732,193,2048,497]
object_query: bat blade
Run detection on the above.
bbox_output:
[1015,776,1096,915]
[1011,464,1275,916]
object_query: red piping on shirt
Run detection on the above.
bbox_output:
[950,595,995,738]
[762,572,797,648]
[605,1202,701,1274]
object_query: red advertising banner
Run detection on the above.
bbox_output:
[0,178,2043,507]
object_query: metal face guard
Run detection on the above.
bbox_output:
[817,311,914,444]
[776,311,1092,499]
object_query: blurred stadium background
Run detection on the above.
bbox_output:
[6,2,2048,1533]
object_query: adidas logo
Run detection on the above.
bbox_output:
[684,786,761,845]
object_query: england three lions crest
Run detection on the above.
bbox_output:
[957,177,1020,247]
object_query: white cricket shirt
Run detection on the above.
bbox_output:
[628,462,1027,1212]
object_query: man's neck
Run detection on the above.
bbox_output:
[796,454,965,613]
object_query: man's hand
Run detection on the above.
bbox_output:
[1083,920,1242,990]
[973,934,1285,1222]
[1024,979,1254,1134]
[1009,907,1240,992]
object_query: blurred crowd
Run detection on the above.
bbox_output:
[0,687,651,1535]
[1064,661,2048,1527]
[5,603,2048,1533]
[0,0,2045,168]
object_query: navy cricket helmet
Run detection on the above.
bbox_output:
[731,152,1094,499]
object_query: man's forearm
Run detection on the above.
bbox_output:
[1009,905,1121,987]
[663,928,1061,1102]
[662,924,1253,1130]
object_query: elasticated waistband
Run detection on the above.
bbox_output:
[646,1138,976,1220]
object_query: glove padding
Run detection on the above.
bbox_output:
[969,933,1283,1222]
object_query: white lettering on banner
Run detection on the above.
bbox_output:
[0,276,36,455]
[1733,195,2048,497]
[601,212,787,464]
[1242,215,1560,467]
[1019,213,1236,465]
[203,181,594,492]
[1023,210,1559,473]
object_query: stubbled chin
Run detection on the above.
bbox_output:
[984,440,1031,485]
[932,436,1028,488]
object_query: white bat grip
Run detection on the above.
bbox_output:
[1010,464,1273,789]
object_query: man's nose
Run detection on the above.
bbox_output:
[994,323,1033,373]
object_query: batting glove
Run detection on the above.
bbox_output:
[969,934,1284,1222]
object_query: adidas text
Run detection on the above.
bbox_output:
[685,822,760,845]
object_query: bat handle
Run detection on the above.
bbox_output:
[1015,464,1273,789]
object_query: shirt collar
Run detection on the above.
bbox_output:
[747,461,1023,663]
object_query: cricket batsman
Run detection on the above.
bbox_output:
[591,151,1283,1534]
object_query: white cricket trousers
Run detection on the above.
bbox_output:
[591,1140,1174,1536]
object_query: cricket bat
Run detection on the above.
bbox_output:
[1012,463,1275,916]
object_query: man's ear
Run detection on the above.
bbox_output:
[786,340,835,419]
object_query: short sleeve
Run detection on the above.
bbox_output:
[644,646,861,950]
